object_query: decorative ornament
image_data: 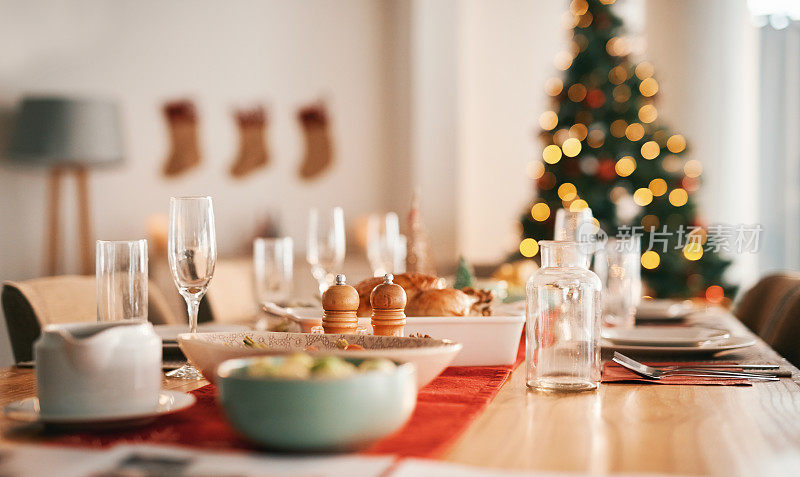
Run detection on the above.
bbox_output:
[405,190,436,275]
[297,101,333,180]
[453,256,475,289]
[162,100,201,177]
[230,106,269,178]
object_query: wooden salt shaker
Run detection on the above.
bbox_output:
[370,274,407,337]
[321,274,359,334]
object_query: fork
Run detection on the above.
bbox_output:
[612,352,780,381]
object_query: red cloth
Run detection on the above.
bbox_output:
[602,361,751,386]
[44,335,526,459]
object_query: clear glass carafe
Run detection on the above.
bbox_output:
[526,241,602,392]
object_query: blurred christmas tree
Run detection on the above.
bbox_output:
[518,0,735,300]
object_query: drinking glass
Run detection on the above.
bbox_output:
[526,241,601,392]
[366,212,403,277]
[306,207,345,296]
[96,239,148,322]
[601,236,642,328]
[168,196,217,379]
[554,208,604,266]
[253,237,294,307]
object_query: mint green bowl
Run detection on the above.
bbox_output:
[216,357,417,451]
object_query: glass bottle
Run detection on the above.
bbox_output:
[526,241,602,392]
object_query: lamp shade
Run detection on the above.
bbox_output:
[6,96,123,167]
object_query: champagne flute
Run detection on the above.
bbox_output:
[306,207,345,296]
[167,196,217,379]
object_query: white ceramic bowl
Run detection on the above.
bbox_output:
[290,306,524,366]
[178,331,461,388]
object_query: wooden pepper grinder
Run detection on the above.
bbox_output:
[370,274,407,337]
[321,274,359,334]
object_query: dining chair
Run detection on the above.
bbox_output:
[1,275,180,363]
[733,272,800,335]
[759,284,800,368]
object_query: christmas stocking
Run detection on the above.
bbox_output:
[162,100,201,177]
[297,102,332,180]
[230,106,269,178]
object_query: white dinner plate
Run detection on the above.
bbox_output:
[636,299,697,321]
[3,390,195,427]
[155,324,250,343]
[601,335,756,356]
[602,326,730,346]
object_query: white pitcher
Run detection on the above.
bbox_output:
[34,321,162,418]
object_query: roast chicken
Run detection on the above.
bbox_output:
[354,272,493,317]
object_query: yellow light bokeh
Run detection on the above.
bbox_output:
[684,159,703,178]
[667,134,686,153]
[640,77,659,97]
[625,123,645,141]
[543,145,562,164]
[633,187,653,206]
[553,128,570,145]
[577,12,593,28]
[649,178,668,196]
[570,123,588,141]
[568,84,587,102]
[569,199,589,212]
[520,238,539,258]
[638,104,658,123]
[555,51,573,70]
[545,78,563,97]
[613,84,631,103]
[539,111,559,131]
[526,161,545,179]
[569,0,588,16]
[641,250,661,269]
[531,202,551,221]
[587,129,605,148]
[635,61,654,80]
[669,188,689,207]
[641,141,660,160]
[562,137,582,157]
[610,119,627,138]
[558,182,578,201]
[642,214,659,230]
[609,65,628,85]
[615,156,636,177]
[683,241,703,261]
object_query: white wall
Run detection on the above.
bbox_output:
[0,0,394,364]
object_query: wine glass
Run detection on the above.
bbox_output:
[306,207,345,296]
[366,212,402,277]
[167,196,217,379]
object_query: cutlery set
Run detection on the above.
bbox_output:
[612,352,783,381]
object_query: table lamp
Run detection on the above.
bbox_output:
[5,96,123,275]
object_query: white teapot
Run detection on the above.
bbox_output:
[34,321,162,418]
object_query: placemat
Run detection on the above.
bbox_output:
[44,334,526,459]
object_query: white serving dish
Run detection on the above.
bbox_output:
[154,323,250,343]
[178,331,461,388]
[289,306,524,366]
[602,326,730,347]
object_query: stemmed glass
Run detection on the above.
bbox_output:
[306,207,345,296]
[366,212,401,277]
[167,196,217,379]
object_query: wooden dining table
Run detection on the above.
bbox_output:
[1,310,800,476]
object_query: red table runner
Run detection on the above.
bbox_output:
[46,335,526,459]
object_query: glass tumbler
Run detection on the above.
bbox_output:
[526,241,601,392]
[96,239,148,322]
[253,237,294,307]
[601,236,642,328]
